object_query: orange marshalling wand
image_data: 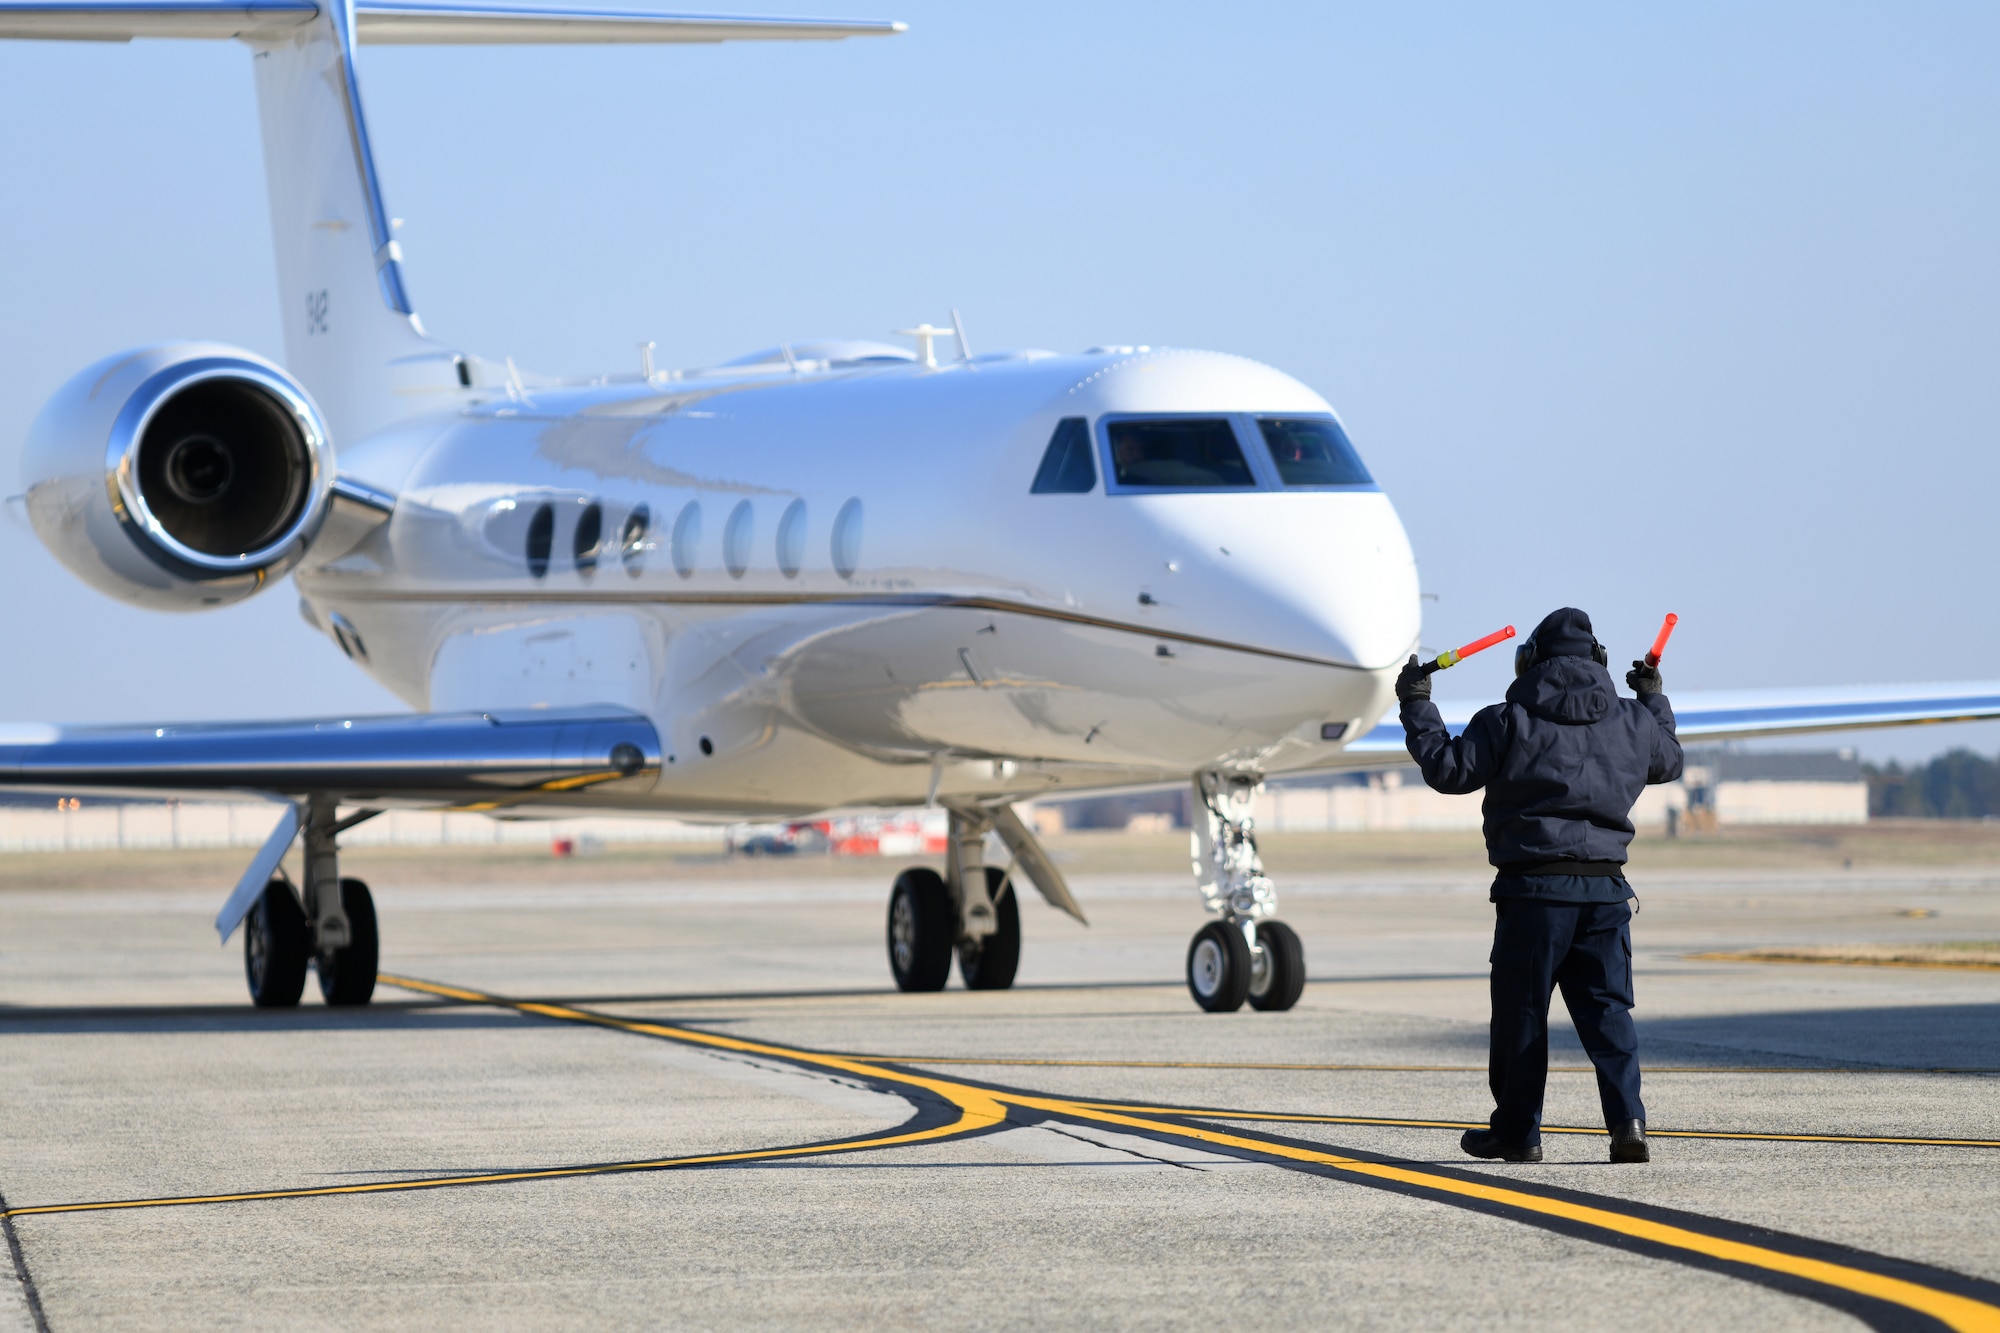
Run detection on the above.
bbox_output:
[1419,624,1517,677]
[1644,613,1679,668]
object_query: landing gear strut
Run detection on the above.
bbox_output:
[885,799,1086,992]
[241,797,380,1008]
[317,877,379,1006]
[1185,772,1305,1013]
[958,867,1020,990]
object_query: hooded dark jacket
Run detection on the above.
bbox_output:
[1400,641,1682,875]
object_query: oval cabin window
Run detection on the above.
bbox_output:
[724,500,753,579]
[776,499,807,578]
[525,502,554,578]
[831,497,862,579]
[620,504,650,577]
[573,501,602,575]
[671,501,700,578]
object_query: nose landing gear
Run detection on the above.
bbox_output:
[1185,772,1305,1013]
[1246,918,1305,1011]
[1186,920,1251,1012]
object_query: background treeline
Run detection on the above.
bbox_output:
[1865,750,2000,818]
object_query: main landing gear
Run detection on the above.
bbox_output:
[1185,772,1306,1013]
[885,800,1085,992]
[243,797,380,1008]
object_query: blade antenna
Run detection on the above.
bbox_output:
[950,308,972,363]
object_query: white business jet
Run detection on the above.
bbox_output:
[2,3,1997,1014]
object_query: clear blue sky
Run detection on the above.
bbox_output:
[0,2,1994,762]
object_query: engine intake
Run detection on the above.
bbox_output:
[23,344,334,610]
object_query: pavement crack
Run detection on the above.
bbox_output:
[1038,1125,1206,1171]
[0,1186,50,1333]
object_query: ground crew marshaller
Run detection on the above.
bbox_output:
[1396,607,1682,1164]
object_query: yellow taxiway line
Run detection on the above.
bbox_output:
[1003,1092,2000,1333]
[0,1121,978,1219]
[422,978,2000,1331]
[1051,1103,2000,1149]
[5,972,1996,1332]
[1690,951,2000,974]
[848,1055,2000,1075]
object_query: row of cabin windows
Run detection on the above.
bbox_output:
[525,501,649,579]
[525,497,863,581]
[1030,415,1373,494]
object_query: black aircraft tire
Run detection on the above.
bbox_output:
[888,867,955,992]
[1186,920,1253,1013]
[958,868,1021,991]
[317,878,379,1007]
[244,881,309,1009]
[1247,919,1307,1012]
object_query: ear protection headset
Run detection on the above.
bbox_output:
[1514,626,1609,676]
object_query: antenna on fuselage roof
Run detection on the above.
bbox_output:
[0,1,904,445]
[894,323,956,369]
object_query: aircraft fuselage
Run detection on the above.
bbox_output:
[300,345,1422,817]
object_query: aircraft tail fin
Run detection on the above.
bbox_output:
[0,2,901,445]
[252,2,459,447]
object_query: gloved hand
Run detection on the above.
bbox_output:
[1396,654,1432,704]
[1627,660,1663,697]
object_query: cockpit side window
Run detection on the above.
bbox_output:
[1106,419,1254,488]
[1257,416,1373,487]
[1030,417,1097,494]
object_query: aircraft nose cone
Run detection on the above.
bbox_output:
[1142,492,1421,670]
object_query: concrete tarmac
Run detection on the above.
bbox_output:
[2,853,1998,1330]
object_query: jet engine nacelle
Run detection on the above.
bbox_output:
[21,343,335,610]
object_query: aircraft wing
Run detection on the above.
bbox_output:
[0,0,902,43]
[0,707,661,809]
[1328,680,2000,771]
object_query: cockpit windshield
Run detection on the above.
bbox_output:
[1257,416,1372,487]
[1107,419,1255,488]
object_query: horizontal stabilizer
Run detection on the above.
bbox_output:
[351,2,902,45]
[0,0,312,40]
[0,0,902,42]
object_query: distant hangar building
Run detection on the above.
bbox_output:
[1678,747,1867,828]
[1033,747,1869,834]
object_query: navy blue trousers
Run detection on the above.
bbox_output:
[1488,897,1644,1144]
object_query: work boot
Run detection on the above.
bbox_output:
[1609,1119,1649,1163]
[1460,1129,1542,1163]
